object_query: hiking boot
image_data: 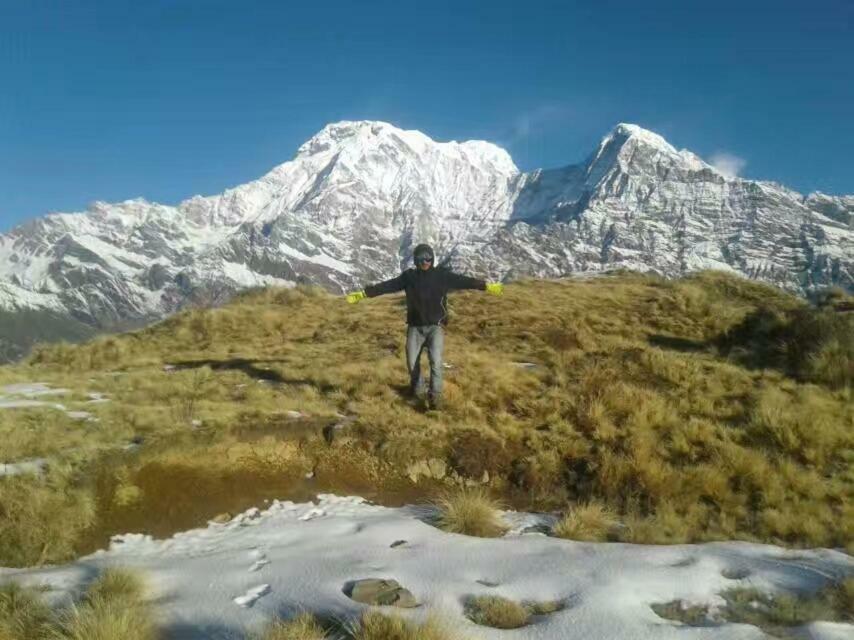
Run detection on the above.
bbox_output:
[427,394,443,411]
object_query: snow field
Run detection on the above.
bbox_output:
[2,495,851,640]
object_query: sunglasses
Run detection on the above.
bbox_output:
[415,256,433,263]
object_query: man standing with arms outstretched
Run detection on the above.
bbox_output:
[346,243,503,410]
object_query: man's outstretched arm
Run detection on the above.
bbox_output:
[443,271,503,295]
[346,273,405,303]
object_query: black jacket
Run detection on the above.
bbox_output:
[364,267,486,326]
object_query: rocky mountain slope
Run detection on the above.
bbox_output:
[1,121,851,331]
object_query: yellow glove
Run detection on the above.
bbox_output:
[346,290,366,304]
[485,282,504,296]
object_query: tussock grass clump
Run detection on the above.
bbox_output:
[84,568,146,604]
[56,568,157,640]
[350,610,462,640]
[258,612,328,640]
[0,568,157,640]
[722,579,854,627]
[0,582,53,640]
[653,578,854,632]
[717,304,853,388]
[0,469,95,567]
[464,595,530,629]
[553,502,618,541]
[434,488,507,538]
[526,599,565,615]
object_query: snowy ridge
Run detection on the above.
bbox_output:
[2,495,852,639]
[0,121,851,328]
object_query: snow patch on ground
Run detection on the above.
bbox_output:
[2,495,851,640]
[0,457,47,477]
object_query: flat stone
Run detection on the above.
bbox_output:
[346,578,417,608]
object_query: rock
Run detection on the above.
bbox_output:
[406,458,448,483]
[346,579,417,608]
[390,540,407,548]
[210,512,232,524]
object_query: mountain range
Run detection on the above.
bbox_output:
[0,120,851,354]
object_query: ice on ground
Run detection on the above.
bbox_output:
[0,381,101,421]
[0,457,47,477]
[0,398,66,410]
[1,495,851,640]
[0,382,71,397]
[66,410,96,421]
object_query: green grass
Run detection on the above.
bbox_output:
[1,272,851,567]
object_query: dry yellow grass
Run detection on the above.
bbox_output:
[0,272,850,567]
[350,610,462,640]
[56,568,157,640]
[257,612,328,640]
[0,568,156,640]
[0,467,95,567]
[434,488,507,538]
[553,502,618,541]
[464,595,529,629]
[0,582,53,640]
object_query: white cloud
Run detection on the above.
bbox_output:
[709,151,747,179]
[511,104,575,144]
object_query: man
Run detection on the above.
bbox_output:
[346,243,503,410]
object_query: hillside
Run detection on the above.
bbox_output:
[0,271,850,573]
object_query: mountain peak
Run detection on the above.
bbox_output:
[295,119,517,174]
[296,120,425,158]
[607,123,678,153]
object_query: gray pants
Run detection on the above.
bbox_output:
[406,325,444,399]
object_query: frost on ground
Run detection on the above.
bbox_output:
[0,381,99,418]
[0,457,47,477]
[1,495,851,640]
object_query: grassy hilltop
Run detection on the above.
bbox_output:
[0,271,851,567]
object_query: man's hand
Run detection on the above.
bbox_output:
[485,282,504,296]
[346,290,367,304]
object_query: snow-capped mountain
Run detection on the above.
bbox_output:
[0,121,851,329]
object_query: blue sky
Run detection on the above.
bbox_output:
[1,0,852,230]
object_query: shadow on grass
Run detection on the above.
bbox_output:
[168,358,336,391]
[647,334,708,352]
